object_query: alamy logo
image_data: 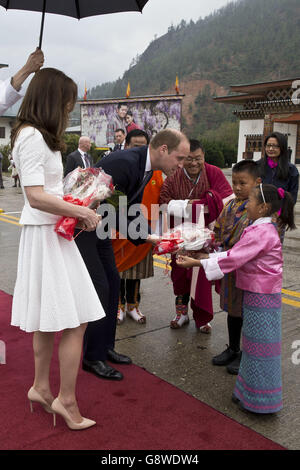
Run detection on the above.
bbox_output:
[291,80,300,105]
[0,340,6,365]
[291,340,300,365]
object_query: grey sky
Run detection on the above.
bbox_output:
[0,0,233,94]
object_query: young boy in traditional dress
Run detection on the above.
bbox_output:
[211,160,261,374]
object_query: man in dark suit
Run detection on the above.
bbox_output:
[64,136,93,176]
[71,129,190,381]
[113,129,126,151]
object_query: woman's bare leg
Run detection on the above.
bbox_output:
[32,331,55,405]
[57,323,87,423]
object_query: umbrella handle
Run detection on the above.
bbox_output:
[38,0,46,49]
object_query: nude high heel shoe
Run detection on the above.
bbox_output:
[27,387,53,413]
[51,398,96,431]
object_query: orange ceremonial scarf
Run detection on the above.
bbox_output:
[112,171,164,273]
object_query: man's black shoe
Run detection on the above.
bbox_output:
[82,359,123,380]
[212,346,239,366]
[227,352,242,375]
[231,393,240,404]
[107,349,132,365]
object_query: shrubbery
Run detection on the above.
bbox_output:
[0,144,11,172]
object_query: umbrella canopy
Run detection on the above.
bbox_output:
[0,0,150,47]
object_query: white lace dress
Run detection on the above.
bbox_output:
[11,127,105,332]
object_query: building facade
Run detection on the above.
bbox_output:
[214,78,300,164]
[0,114,15,146]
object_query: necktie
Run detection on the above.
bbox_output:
[84,153,90,168]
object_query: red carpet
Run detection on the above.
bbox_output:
[0,289,285,451]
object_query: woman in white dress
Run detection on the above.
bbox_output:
[11,68,105,430]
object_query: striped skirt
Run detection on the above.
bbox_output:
[120,250,154,280]
[233,291,282,414]
[220,272,243,317]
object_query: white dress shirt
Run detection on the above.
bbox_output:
[77,148,91,168]
[145,147,152,173]
[0,78,23,116]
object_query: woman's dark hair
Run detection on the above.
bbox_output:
[255,183,296,231]
[126,110,133,117]
[11,68,77,152]
[262,132,289,180]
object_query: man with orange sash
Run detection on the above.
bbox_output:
[112,129,164,324]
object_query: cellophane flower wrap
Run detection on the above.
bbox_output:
[153,223,215,255]
[55,167,114,240]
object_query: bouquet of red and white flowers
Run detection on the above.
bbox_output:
[153,223,216,255]
[55,167,114,241]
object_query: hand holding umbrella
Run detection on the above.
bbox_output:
[11,49,44,91]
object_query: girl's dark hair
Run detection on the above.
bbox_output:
[261,132,289,180]
[255,183,296,231]
[11,68,78,152]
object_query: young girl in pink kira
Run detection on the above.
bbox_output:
[177,183,296,414]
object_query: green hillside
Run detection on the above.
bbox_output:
[88,0,300,100]
[74,0,299,163]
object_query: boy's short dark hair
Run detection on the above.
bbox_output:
[232,160,260,179]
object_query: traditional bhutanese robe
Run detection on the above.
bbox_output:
[213,198,250,317]
[159,163,233,327]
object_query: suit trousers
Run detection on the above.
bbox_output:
[74,230,120,361]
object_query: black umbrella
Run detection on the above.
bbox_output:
[0,0,149,48]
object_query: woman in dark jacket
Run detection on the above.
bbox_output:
[258,132,299,204]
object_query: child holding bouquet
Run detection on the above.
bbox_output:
[177,184,296,414]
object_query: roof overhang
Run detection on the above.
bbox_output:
[229,77,300,94]
[214,93,265,104]
[273,112,300,123]
[214,77,300,104]
[78,94,185,105]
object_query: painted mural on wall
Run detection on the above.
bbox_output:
[81,99,181,147]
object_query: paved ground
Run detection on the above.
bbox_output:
[0,170,300,450]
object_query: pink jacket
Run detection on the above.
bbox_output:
[202,219,283,294]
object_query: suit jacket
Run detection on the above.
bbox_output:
[113,142,125,152]
[95,145,151,245]
[64,150,93,177]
